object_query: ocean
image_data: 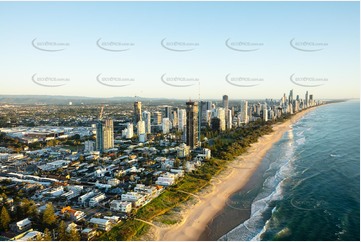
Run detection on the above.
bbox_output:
[217,100,360,241]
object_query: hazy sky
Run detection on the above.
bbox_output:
[0,1,359,100]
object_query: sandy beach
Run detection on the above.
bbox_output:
[149,107,317,241]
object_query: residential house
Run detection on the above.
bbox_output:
[110,200,132,213]
[61,206,85,221]
[89,218,112,231]
[121,192,146,207]
[81,228,97,241]
[18,231,42,241]
[89,193,106,207]
[78,191,96,205]
[10,218,32,233]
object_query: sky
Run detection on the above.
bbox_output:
[0,1,359,100]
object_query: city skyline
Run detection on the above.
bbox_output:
[0,1,359,99]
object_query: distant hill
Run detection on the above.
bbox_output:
[0,95,179,105]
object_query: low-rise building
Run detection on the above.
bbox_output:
[18,230,42,241]
[110,200,132,213]
[121,192,146,207]
[155,172,176,186]
[10,218,32,233]
[89,218,112,231]
[45,186,64,197]
[81,228,97,241]
[89,193,106,207]
[78,191,96,205]
[61,206,85,221]
[107,178,120,187]
[134,184,158,198]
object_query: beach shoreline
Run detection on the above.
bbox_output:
[150,107,317,241]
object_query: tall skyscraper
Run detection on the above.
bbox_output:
[142,111,151,134]
[171,109,178,128]
[216,107,226,131]
[200,101,213,127]
[134,101,142,124]
[137,120,145,136]
[309,94,314,106]
[305,91,309,108]
[153,111,162,125]
[222,95,229,129]
[96,121,103,152]
[178,109,186,132]
[263,108,268,121]
[162,118,170,134]
[96,119,114,153]
[186,101,199,149]
[289,89,293,105]
[227,109,233,129]
[164,106,171,119]
[241,100,249,124]
[256,103,261,116]
[282,93,287,105]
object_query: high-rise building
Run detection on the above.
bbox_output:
[200,101,213,127]
[122,123,134,139]
[96,122,103,152]
[153,111,162,125]
[270,110,275,120]
[206,110,213,126]
[164,106,171,119]
[162,118,170,134]
[216,107,226,131]
[289,89,293,105]
[256,103,261,116]
[241,100,249,124]
[263,108,268,121]
[186,101,198,149]
[227,109,233,129]
[142,111,151,134]
[178,109,186,132]
[137,120,145,136]
[309,94,314,106]
[282,93,287,105]
[171,109,178,128]
[103,119,114,150]
[294,100,299,112]
[305,91,309,108]
[222,95,229,129]
[96,119,114,153]
[134,101,142,124]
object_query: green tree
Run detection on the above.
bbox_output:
[68,227,81,241]
[17,198,38,220]
[174,158,180,168]
[0,206,11,231]
[36,232,43,241]
[42,203,56,228]
[43,228,52,241]
[57,220,68,241]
